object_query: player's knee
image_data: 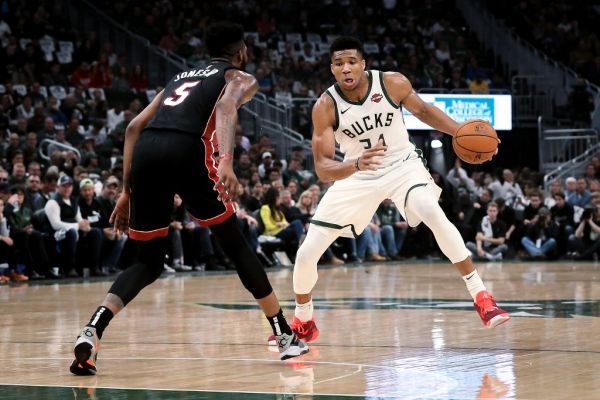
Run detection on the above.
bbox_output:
[293,245,318,294]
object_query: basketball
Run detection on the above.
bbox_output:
[452,119,500,164]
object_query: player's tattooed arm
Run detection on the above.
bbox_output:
[383,72,460,136]
[213,70,258,201]
[216,70,258,156]
[312,94,385,182]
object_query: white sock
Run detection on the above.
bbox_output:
[295,300,314,322]
[462,270,487,300]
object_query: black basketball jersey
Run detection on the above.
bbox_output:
[145,61,238,136]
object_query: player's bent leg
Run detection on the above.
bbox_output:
[210,215,308,359]
[291,226,339,342]
[405,187,511,328]
[70,237,169,375]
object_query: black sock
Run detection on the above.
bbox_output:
[266,309,293,336]
[86,306,114,339]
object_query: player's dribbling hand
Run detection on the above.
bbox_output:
[357,139,387,171]
[110,192,130,235]
[215,162,238,202]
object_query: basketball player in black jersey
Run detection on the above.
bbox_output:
[70,22,308,375]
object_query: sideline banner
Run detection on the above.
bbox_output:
[405,94,512,131]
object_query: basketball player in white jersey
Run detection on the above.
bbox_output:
[288,36,510,343]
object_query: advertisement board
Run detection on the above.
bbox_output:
[404,94,512,131]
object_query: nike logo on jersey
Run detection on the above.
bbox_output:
[341,107,351,114]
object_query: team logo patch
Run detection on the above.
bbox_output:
[371,93,383,103]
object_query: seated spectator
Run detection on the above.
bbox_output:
[280,189,309,224]
[495,197,517,245]
[242,182,264,212]
[550,192,575,255]
[376,199,406,260]
[567,177,592,208]
[564,176,577,198]
[489,169,524,209]
[165,194,192,272]
[9,162,26,186]
[520,207,559,260]
[356,215,387,262]
[523,191,544,227]
[25,174,45,211]
[260,188,305,258]
[6,186,52,279]
[0,197,21,282]
[129,64,148,90]
[78,178,124,274]
[568,205,600,260]
[95,176,127,272]
[466,201,508,261]
[258,151,274,179]
[44,175,104,277]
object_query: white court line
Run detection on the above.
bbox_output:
[3,355,459,399]
[314,365,363,385]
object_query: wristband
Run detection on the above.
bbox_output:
[219,153,233,161]
[355,157,361,171]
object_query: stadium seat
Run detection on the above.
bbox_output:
[49,85,67,100]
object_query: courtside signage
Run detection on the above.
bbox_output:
[404,94,512,130]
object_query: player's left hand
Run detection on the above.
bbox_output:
[110,192,130,235]
[215,161,238,202]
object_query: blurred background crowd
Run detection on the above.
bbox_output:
[0,0,598,282]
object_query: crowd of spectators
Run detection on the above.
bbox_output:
[1,1,599,285]
[483,0,600,86]
[97,0,509,98]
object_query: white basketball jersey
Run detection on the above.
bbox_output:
[325,70,415,168]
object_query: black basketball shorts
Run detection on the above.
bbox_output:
[128,129,235,241]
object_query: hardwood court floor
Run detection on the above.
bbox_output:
[1,260,599,399]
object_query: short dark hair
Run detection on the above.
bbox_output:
[329,36,364,58]
[205,22,245,58]
[553,191,566,200]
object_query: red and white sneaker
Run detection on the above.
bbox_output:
[474,290,511,328]
[268,317,320,346]
[290,316,320,342]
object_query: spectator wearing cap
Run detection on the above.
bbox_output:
[258,151,273,179]
[79,178,117,275]
[520,207,559,260]
[44,174,102,277]
[564,177,577,198]
[6,185,52,279]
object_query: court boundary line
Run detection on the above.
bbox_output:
[2,340,599,355]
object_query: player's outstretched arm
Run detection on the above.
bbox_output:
[312,94,385,182]
[213,70,258,201]
[384,72,460,136]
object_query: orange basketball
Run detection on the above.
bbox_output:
[452,119,500,164]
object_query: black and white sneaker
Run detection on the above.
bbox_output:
[69,326,99,375]
[277,332,309,360]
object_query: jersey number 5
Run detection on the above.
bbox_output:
[163,81,200,106]
[359,133,387,149]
